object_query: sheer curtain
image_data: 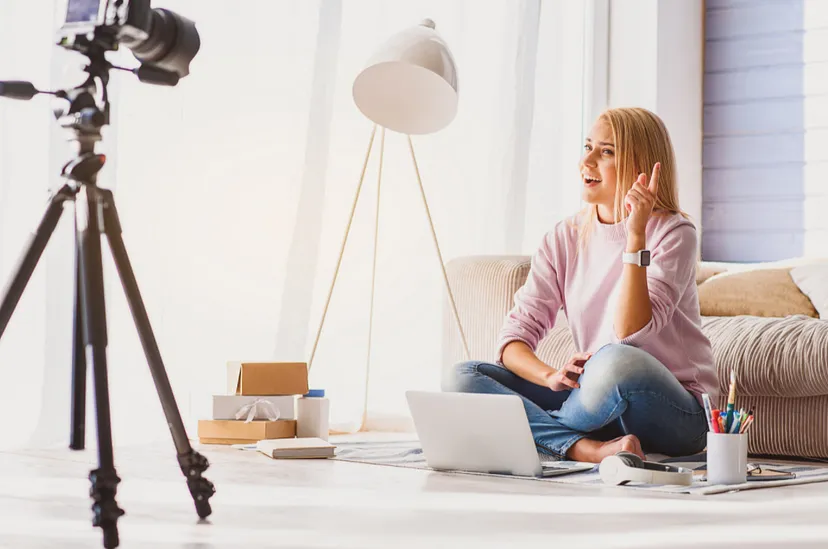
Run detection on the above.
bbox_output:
[0,0,592,446]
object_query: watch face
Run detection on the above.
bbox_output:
[641,250,651,266]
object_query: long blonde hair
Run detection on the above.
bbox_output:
[576,107,691,250]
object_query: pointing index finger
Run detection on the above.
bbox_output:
[649,162,661,194]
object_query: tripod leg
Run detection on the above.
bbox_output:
[70,235,87,450]
[98,189,214,520]
[0,184,74,338]
[360,127,385,431]
[406,135,471,361]
[76,185,124,549]
[308,124,378,372]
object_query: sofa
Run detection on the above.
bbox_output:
[443,255,828,459]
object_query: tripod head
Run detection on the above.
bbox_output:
[53,43,112,160]
[0,40,182,186]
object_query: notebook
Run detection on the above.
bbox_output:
[256,437,335,459]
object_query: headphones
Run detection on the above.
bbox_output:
[599,451,693,486]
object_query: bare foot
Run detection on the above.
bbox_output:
[566,434,645,463]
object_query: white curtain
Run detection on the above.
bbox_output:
[0,0,591,447]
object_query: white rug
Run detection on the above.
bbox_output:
[332,439,828,496]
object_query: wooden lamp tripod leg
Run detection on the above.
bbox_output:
[307,125,378,372]
[406,135,471,362]
[359,127,385,431]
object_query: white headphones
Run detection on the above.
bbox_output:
[599,451,693,486]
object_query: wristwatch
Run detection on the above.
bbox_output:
[622,250,651,267]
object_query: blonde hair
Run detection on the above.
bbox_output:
[575,107,691,250]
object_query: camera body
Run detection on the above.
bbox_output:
[60,0,152,51]
[58,0,199,78]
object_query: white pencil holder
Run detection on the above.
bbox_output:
[706,432,748,485]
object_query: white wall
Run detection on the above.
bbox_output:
[607,0,704,246]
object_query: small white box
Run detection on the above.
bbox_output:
[212,395,297,421]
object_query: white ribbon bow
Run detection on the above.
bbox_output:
[235,399,281,423]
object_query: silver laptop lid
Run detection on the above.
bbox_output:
[406,390,541,477]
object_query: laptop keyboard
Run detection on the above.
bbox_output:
[540,461,595,476]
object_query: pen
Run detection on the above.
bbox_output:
[741,415,755,434]
[725,369,737,432]
[730,411,742,433]
[702,394,715,432]
[740,410,753,434]
[711,409,721,433]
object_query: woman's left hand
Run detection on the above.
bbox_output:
[624,162,660,236]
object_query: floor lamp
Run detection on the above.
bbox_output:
[307,19,471,430]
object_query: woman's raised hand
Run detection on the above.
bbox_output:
[624,162,660,236]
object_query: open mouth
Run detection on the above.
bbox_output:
[583,175,602,187]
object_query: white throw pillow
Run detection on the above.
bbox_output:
[790,264,828,320]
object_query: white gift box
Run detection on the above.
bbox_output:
[212,395,297,421]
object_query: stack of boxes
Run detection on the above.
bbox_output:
[197,361,309,444]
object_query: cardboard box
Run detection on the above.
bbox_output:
[212,395,296,421]
[226,361,309,396]
[197,419,296,444]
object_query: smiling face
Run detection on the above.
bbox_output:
[580,119,618,222]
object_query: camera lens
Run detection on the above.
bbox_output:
[124,8,200,77]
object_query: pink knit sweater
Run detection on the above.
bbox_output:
[497,211,718,403]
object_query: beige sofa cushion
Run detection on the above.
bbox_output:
[702,315,828,398]
[697,268,819,318]
[535,325,577,371]
[695,263,728,285]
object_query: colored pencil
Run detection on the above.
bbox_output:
[724,369,737,432]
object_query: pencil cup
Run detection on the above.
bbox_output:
[706,432,748,485]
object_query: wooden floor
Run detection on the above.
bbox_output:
[1,435,828,548]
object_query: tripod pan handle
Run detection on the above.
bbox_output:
[0,81,40,100]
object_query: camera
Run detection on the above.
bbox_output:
[59,0,199,79]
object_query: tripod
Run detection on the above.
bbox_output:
[0,49,214,549]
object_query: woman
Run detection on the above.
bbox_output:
[445,107,718,464]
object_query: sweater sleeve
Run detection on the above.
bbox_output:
[496,232,564,363]
[612,222,697,346]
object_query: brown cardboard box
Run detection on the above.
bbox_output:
[226,362,309,396]
[197,419,296,444]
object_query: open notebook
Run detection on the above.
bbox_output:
[256,437,336,459]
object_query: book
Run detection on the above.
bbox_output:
[256,437,335,459]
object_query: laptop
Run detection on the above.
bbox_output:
[405,390,594,478]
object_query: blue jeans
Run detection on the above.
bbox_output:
[444,343,707,459]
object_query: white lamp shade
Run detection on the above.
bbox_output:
[353,19,458,135]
